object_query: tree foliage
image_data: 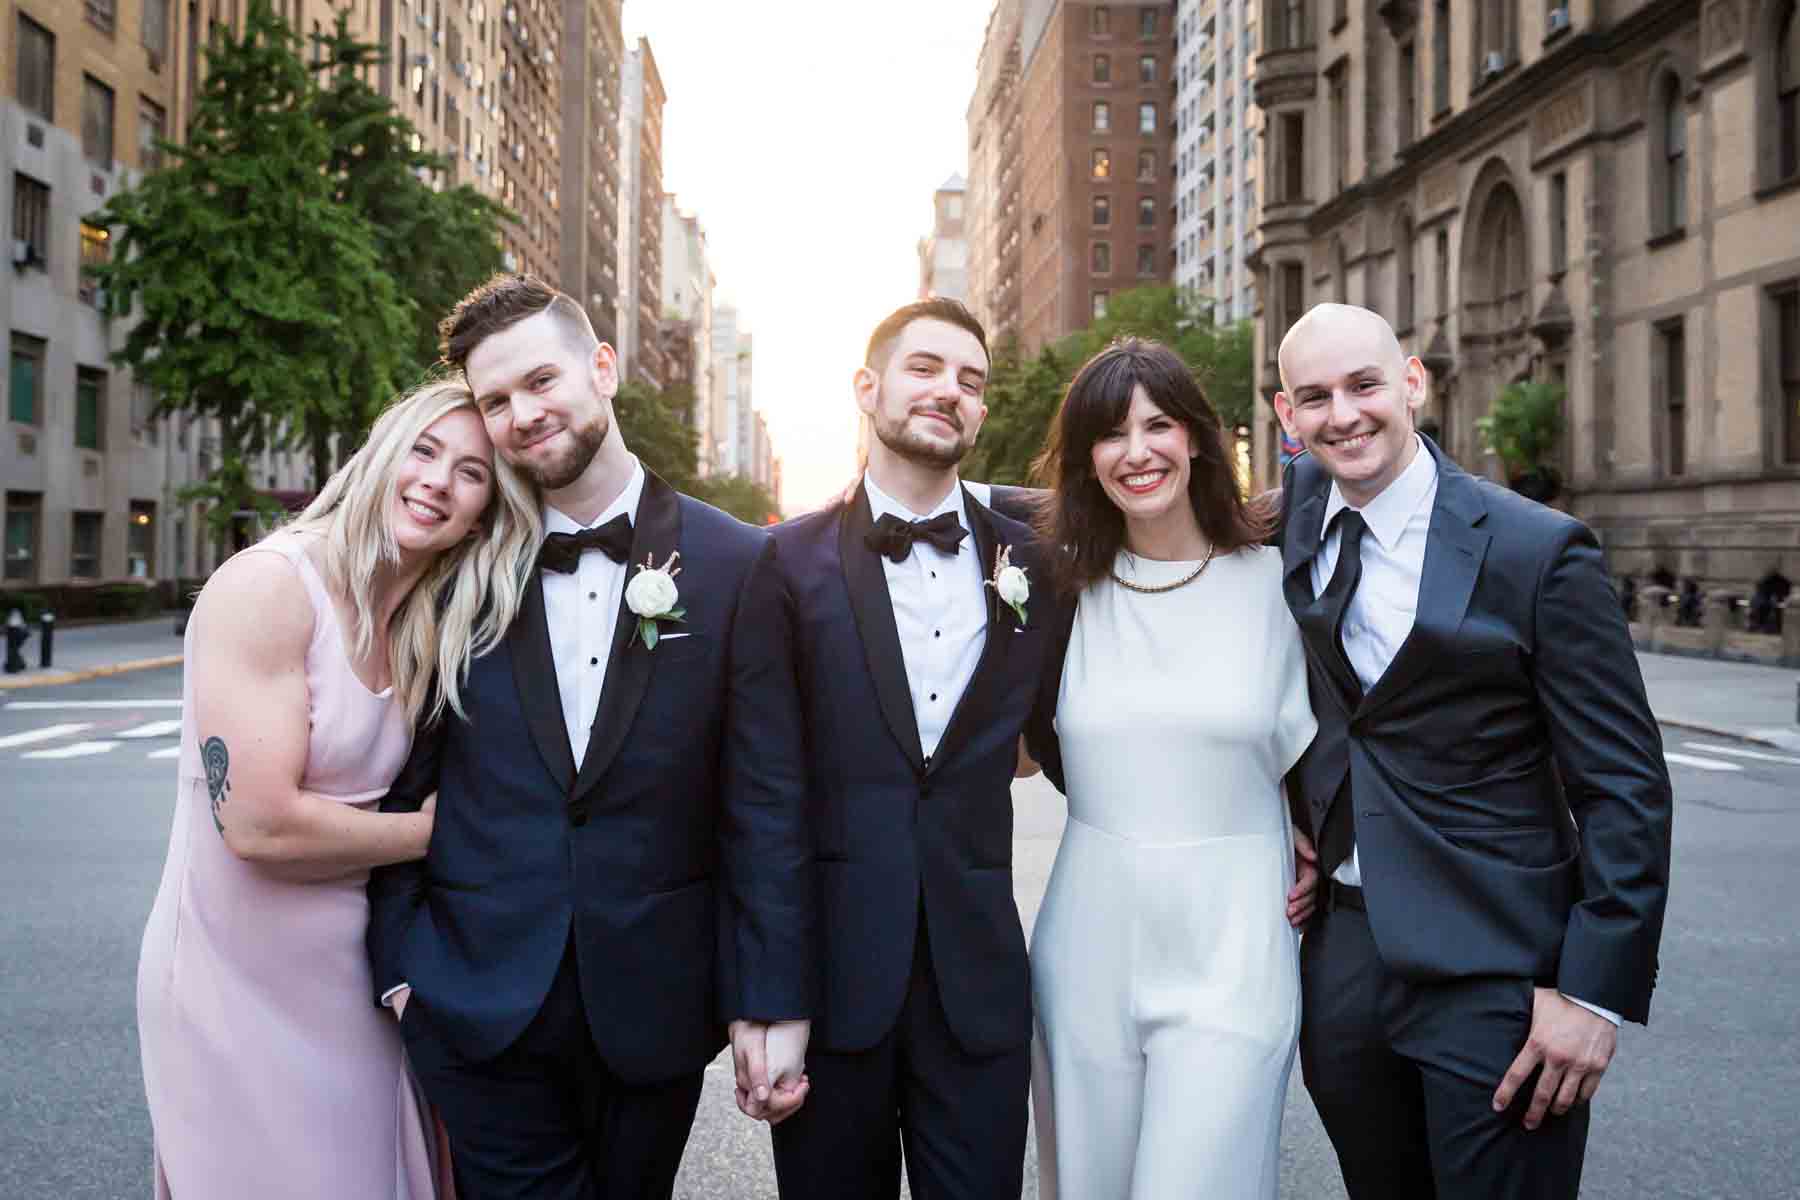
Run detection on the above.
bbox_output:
[690,473,783,526]
[1477,380,1566,480]
[611,379,779,524]
[961,285,1256,487]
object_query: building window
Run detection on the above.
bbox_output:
[132,381,160,445]
[1658,319,1687,476]
[1476,0,1516,76]
[1777,0,1798,183]
[1334,0,1348,31]
[1140,8,1158,37]
[79,222,110,305]
[4,493,41,582]
[9,334,45,425]
[76,367,107,451]
[1095,53,1112,83]
[1094,5,1112,35]
[1093,241,1113,274]
[1779,286,1800,463]
[1399,42,1418,148]
[86,0,117,34]
[1436,228,1452,319]
[1396,215,1417,331]
[1280,261,1306,336]
[1138,197,1157,227]
[139,96,167,171]
[1139,55,1157,84]
[1656,73,1687,234]
[71,513,103,579]
[1139,103,1157,134]
[1549,171,1568,274]
[1094,101,1112,132]
[1328,62,1349,194]
[1137,244,1156,276]
[1093,291,1110,319]
[1433,0,1452,113]
[1093,149,1112,179]
[1138,150,1157,181]
[12,174,50,269]
[83,75,117,167]
[129,501,157,578]
[1279,0,1308,48]
[143,0,170,58]
[1094,195,1113,226]
[16,15,55,120]
[1279,112,1306,202]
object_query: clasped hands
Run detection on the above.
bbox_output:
[727,1018,810,1126]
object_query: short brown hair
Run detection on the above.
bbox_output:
[1031,338,1275,593]
[865,298,990,371]
[438,273,598,372]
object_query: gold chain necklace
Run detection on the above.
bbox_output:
[1110,542,1216,594]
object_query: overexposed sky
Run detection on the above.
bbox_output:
[626,1,989,513]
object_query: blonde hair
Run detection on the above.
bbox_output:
[287,377,542,728]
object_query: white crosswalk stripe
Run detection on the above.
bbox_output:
[23,740,121,759]
[146,746,181,760]
[0,722,91,749]
[2,699,181,710]
[1663,751,1743,773]
[117,720,183,739]
[1682,742,1800,767]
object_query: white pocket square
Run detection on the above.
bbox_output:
[658,632,694,640]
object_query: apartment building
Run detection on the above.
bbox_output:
[617,37,665,385]
[558,0,621,344]
[1171,0,1260,319]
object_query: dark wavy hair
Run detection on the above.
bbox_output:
[1031,338,1275,593]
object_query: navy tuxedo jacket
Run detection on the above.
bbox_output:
[366,471,813,1081]
[1280,438,1673,1022]
[770,483,1054,1057]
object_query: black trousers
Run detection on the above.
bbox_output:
[771,916,1029,1200]
[403,940,704,1200]
[1299,905,1589,1200]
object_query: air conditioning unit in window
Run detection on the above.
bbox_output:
[1482,51,1506,77]
[1547,6,1570,31]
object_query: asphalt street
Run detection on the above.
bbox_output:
[2,664,1797,1198]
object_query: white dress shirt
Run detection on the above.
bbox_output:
[543,458,646,768]
[863,473,989,761]
[1308,436,1619,1025]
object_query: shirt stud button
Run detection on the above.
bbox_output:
[589,656,599,666]
[588,591,597,600]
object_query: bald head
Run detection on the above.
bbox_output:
[1277,303,1405,391]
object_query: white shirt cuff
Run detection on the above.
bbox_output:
[380,983,410,1008]
[1562,993,1622,1026]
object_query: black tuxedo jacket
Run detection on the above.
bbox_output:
[1280,438,1673,1022]
[366,471,813,1080]
[770,483,1054,1056]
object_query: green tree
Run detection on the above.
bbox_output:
[1477,379,1566,495]
[89,0,410,533]
[613,380,700,491]
[691,473,782,526]
[310,14,511,467]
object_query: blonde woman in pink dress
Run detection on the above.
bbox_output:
[137,378,541,1199]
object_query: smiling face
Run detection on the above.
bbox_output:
[1274,303,1427,506]
[1090,384,1198,529]
[857,318,990,470]
[465,309,614,491]
[390,406,495,557]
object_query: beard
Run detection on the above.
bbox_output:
[872,402,971,470]
[519,411,610,491]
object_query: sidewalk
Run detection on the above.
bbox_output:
[0,616,184,689]
[3,616,1797,747]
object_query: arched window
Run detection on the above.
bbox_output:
[1396,213,1417,332]
[1659,73,1687,232]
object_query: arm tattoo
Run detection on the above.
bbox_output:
[201,736,232,836]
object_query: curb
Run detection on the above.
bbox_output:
[0,654,183,691]
[1655,716,1793,750]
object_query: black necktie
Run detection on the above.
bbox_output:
[1316,508,1367,876]
[538,513,634,574]
[864,511,969,564]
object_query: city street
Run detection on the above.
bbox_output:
[3,665,1798,1198]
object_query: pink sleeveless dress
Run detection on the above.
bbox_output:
[137,531,446,1199]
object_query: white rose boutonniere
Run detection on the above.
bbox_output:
[986,544,1030,627]
[625,551,685,649]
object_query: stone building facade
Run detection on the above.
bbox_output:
[1248,0,1800,596]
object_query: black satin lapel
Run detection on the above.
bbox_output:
[839,485,925,771]
[508,570,577,791]
[1359,488,1489,715]
[572,470,682,801]
[930,488,1013,772]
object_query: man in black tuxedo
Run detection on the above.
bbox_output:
[765,299,1053,1199]
[367,275,812,1198]
[1272,303,1673,1198]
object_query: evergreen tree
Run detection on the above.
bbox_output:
[88,0,410,532]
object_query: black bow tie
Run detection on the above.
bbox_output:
[865,511,969,564]
[539,513,634,574]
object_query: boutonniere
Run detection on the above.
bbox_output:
[625,551,686,649]
[986,544,1030,627]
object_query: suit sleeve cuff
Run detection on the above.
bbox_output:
[380,983,410,1008]
[1562,992,1622,1027]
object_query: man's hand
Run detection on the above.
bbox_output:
[729,1019,811,1125]
[1492,988,1617,1130]
[1287,827,1320,927]
[390,985,411,1023]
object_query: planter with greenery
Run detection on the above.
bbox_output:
[1476,380,1567,502]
